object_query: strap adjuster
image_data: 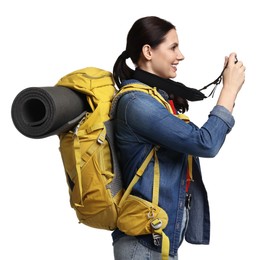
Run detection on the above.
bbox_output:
[151,218,162,230]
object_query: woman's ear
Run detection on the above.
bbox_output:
[142,44,152,61]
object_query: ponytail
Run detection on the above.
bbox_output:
[113,50,134,88]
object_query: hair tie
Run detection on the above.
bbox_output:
[120,50,129,59]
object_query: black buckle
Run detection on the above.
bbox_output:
[185,194,192,210]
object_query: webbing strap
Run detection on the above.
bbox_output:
[86,122,105,134]
[152,149,160,205]
[154,229,170,260]
[73,134,84,207]
[161,232,170,260]
[176,113,190,122]
[118,147,156,207]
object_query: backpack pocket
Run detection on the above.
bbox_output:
[117,194,168,236]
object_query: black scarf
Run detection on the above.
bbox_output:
[133,68,209,101]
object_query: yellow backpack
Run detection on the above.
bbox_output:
[57,67,122,230]
[57,67,191,260]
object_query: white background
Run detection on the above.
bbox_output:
[1,0,255,259]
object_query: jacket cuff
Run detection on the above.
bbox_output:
[209,105,235,132]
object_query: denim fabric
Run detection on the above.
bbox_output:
[113,236,178,260]
[111,80,235,256]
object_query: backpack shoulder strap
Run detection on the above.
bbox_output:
[118,146,158,207]
[111,83,174,116]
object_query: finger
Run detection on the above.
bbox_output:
[229,52,237,65]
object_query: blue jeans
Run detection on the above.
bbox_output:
[113,208,188,260]
[113,235,178,260]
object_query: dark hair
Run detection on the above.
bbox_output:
[113,16,188,112]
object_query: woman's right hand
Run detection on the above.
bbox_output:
[217,52,246,112]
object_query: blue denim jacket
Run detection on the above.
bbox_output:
[111,80,235,256]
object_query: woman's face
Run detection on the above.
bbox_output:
[141,29,184,79]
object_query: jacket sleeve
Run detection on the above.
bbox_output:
[117,91,235,158]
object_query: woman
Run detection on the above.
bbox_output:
[111,16,245,260]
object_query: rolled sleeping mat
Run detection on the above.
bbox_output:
[11,86,87,139]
